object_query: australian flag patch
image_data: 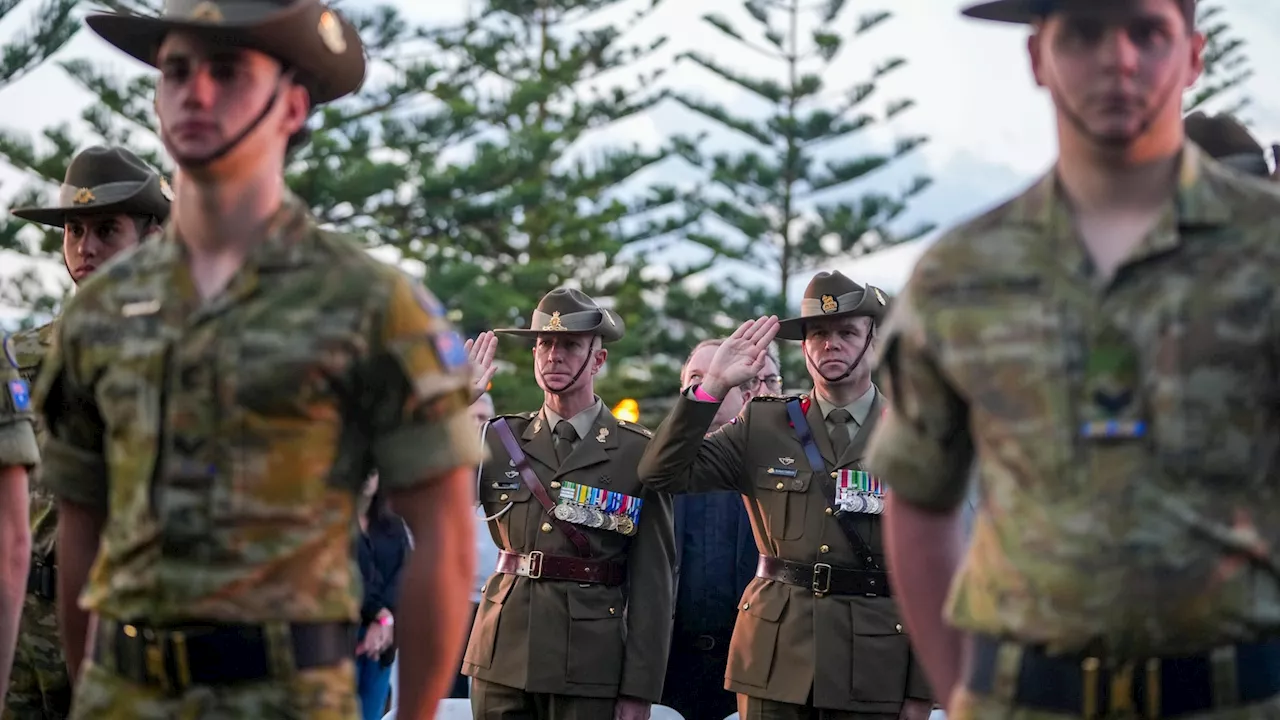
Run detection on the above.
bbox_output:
[8,379,31,412]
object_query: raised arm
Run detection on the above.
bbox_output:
[637,317,779,496]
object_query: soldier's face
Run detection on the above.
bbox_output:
[803,316,873,385]
[154,33,310,172]
[534,334,605,393]
[683,343,750,429]
[63,212,147,285]
[1029,0,1204,147]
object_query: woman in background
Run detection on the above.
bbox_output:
[356,473,412,720]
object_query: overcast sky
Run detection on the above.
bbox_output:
[2,0,1277,320]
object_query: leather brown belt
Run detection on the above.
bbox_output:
[496,550,626,586]
[93,618,355,692]
[756,555,890,597]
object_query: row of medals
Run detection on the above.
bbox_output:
[840,492,885,515]
[554,502,637,536]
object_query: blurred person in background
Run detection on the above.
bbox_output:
[661,338,776,720]
[356,473,413,720]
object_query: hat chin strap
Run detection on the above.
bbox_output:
[536,347,595,396]
[164,71,289,170]
[804,328,874,385]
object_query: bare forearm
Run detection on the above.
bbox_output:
[57,500,104,680]
[392,469,476,720]
[0,466,31,695]
[884,491,967,710]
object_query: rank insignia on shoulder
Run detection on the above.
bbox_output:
[766,467,798,478]
[7,379,31,412]
[617,420,652,438]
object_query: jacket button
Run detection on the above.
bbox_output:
[820,545,830,553]
[609,607,616,615]
[825,507,834,515]
[541,523,553,533]
[550,481,561,489]
[775,482,785,490]
[499,493,509,501]
[830,472,837,478]
[896,623,902,632]
[742,602,750,610]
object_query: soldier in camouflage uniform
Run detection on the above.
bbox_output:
[869,0,1280,718]
[0,345,39,710]
[4,146,171,720]
[33,1,483,719]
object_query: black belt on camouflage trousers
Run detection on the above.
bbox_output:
[92,618,356,692]
[26,558,55,600]
[755,555,890,597]
[967,633,1280,719]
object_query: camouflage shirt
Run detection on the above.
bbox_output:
[10,323,56,561]
[867,143,1280,659]
[33,192,482,624]
[0,335,39,470]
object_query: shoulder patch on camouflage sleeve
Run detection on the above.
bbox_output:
[8,324,51,372]
[616,419,652,438]
[410,283,469,372]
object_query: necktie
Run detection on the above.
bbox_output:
[553,420,578,466]
[828,408,855,460]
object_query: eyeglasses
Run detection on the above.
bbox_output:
[749,374,784,395]
[687,373,784,395]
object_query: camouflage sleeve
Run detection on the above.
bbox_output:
[31,323,108,508]
[866,280,974,512]
[362,273,483,491]
[0,335,39,469]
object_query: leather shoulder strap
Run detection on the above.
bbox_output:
[784,399,881,571]
[491,417,594,558]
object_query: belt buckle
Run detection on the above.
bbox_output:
[526,551,544,580]
[142,629,193,693]
[811,563,832,596]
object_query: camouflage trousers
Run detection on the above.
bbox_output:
[3,593,70,720]
[949,687,1280,720]
[68,659,360,720]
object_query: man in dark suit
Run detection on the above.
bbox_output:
[662,339,771,720]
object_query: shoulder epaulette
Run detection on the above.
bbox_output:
[751,393,799,403]
[616,419,653,438]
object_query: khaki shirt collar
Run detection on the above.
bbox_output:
[814,384,876,427]
[542,396,604,440]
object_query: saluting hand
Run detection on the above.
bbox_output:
[702,316,780,400]
[465,331,499,394]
